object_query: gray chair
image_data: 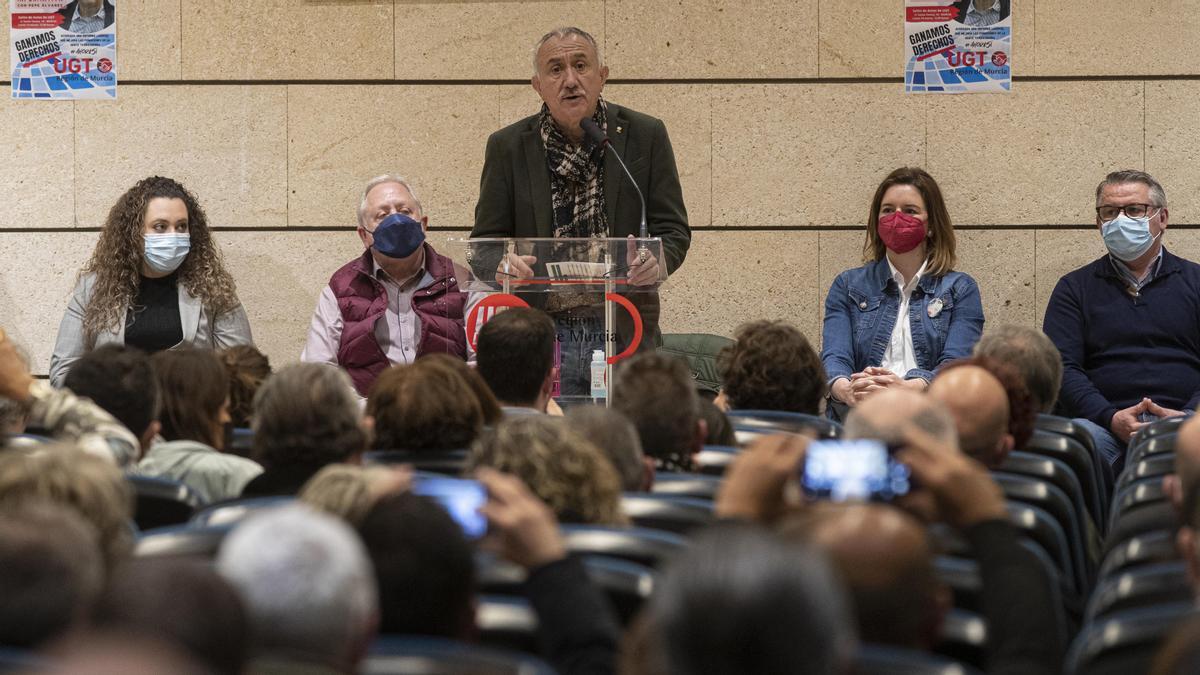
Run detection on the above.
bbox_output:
[1067,603,1197,675]
[365,636,555,675]
[620,493,714,534]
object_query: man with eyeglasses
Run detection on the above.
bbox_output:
[1043,170,1200,469]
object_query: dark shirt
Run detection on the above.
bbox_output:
[524,555,619,675]
[240,463,328,498]
[125,273,183,353]
[1042,249,1200,430]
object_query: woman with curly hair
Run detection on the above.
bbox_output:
[50,176,252,386]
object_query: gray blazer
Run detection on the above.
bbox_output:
[49,273,254,386]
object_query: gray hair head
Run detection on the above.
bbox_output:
[532,27,604,75]
[216,504,377,667]
[356,174,423,229]
[973,324,1063,414]
[251,363,366,469]
[1096,169,1168,208]
[844,389,958,447]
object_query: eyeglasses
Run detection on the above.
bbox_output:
[1096,203,1161,221]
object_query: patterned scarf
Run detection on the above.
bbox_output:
[540,99,609,239]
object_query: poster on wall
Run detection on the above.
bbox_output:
[10,0,117,99]
[904,0,1010,94]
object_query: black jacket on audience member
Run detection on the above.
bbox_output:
[525,555,619,675]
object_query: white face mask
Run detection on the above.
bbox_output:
[143,233,190,274]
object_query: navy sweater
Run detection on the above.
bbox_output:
[1043,249,1200,431]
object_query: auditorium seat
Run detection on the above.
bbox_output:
[856,644,982,675]
[934,608,987,670]
[1115,454,1175,494]
[650,472,721,500]
[695,445,738,475]
[227,427,254,458]
[365,635,555,675]
[1020,429,1107,530]
[1099,530,1180,581]
[0,648,46,673]
[1130,416,1187,445]
[1005,502,1080,598]
[992,472,1094,587]
[725,410,842,445]
[0,432,53,448]
[620,493,714,534]
[127,475,204,531]
[933,556,982,613]
[1066,603,1197,675]
[1104,501,1177,556]
[1108,478,1167,532]
[560,524,688,569]
[474,595,539,655]
[190,496,294,527]
[134,524,230,559]
[1084,561,1191,623]
[365,449,470,476]
[999,451,1097,534]
[1127,433,1176,467]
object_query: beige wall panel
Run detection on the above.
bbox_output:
[927,82,1143,226]
[1033,229,1104,320]
[0,232,98,376]
[0,95,74,229]
[119,0,183,80]
[181,1,393,80]
[819,0,1035,77]
[712,84,925,228]
[1146,81,1200,222]
[816,229,868,349]
[74,85,288,229]
[1036,2,1200,76]
[1,0,9,77]
[956,229,1035,328]
[606,0,818,79]
[393,2,604,80]
[288,85,497,230]
[660,231,820,344]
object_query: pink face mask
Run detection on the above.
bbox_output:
[877,211,928,253]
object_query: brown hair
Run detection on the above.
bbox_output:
[718,320,827,415]
[417,353,502,426]
[864,167,957,276]
[367,360,484,452]
[218,345,272,429]
[151,348,229,450]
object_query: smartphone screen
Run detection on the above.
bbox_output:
[412,477,488,539]
[801,439,911,502]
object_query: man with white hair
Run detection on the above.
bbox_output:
[302,175,467,396]
[217,504,378,674]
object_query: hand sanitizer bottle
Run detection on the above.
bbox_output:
[590,349,607,404]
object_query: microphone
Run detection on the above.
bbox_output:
[581,118,648,241]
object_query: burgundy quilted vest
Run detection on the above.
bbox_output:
[329,245,467,396]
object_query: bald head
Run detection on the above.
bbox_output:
[928,365,1013,468]
[844,389,958,447]
[784,504,945,649]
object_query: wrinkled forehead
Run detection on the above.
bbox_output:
[536,35,599,68]
[1099,181,1152,204]
[366,181,417,209]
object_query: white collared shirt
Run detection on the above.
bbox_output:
[70,3,107,34]
[964,0,1001,26]
[880,257,929,377]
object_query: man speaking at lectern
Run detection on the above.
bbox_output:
[472,27,691,394]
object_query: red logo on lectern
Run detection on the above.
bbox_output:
[466,293,529,351]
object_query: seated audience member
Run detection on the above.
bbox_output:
[138,348,262,503]
[217,505,378,674]
[218,344,272,429]
[0,443,133,573]
[973,324,1063,414]
[367,358,484,453]
[1043,170,1200,467]
[302,174,467,397]
[418,353,503,425]
[927,360,1016,468]
[0,327,139,466]
[0,503,104,649]
[242,364,369,497]
[299,464,412,527]
[567,405,651,492]
[627,525,855,675]
[475,307,557,415]
[91,558,249,675]
[699,396,736,447]
[718,320,827,414]
[468,416,628,525]
[844,388,958,449]
[613,353,706,472]
[63,344,160,456]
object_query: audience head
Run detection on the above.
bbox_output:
[92,558,249,675]
[63,344,160,450]
[566,405,650,492]
[0,444,133,573]
[418,353,502,425]
[699,396,736,447]
[368,358,484,452]
[844,389,958,448]
[151,347,232,450]
[613,353,705,472]
[217,505,377,672]
[468,415,628,525]
[218,345,272,429]
[0,503,104,648]
[299,464,411,528]
[357,492,476,638]
[476,307,557,411]
[639,525,855,675]
[0,339,31,435]
[928,361,1014,468]
[783,503,948,649]
[865,167,956,275]
[973,324,1063,413]
[252,363,367,470]
[719,320,826,415]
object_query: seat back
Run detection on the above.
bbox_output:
[474,595,539,655]
[1085,561,1191,623]
[726,410,842,445]
[993,471,1094,587]
[933,556,982,613]
[695,445,738,476]
[1128,434,1177,467]
[1130,416,1187,445]
[365,449,470,476]
[1108,479,1167,532]
[127,475,204,531]
[1020,429,1107,530]
[1098,530,1180,581]
[1067,603,1198,675]
[1116,453,1176,494]
[934,608,988,670]
[227,427,254,458]
[1005,502,1078,596]
[560,524,688,569]
[134,524,230,559]
[650,472,721,500]
[190,496,294,528]
[1104,501,1178,555]
[856,644,982,675]
[365,635,555,675]
[620,493,714,534]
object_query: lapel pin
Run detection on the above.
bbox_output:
[927,298,944,318]
[616,126,623,133]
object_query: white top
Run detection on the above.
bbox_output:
[879,257,929,378]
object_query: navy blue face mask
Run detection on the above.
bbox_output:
[371,213,425,259]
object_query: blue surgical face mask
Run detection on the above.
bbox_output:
[143,233,191,274]
[1102,213,1161,262]
[371,213,425,259]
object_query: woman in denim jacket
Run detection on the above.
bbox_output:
[822,168,984,412]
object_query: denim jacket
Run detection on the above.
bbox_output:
[821,258,985,385]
